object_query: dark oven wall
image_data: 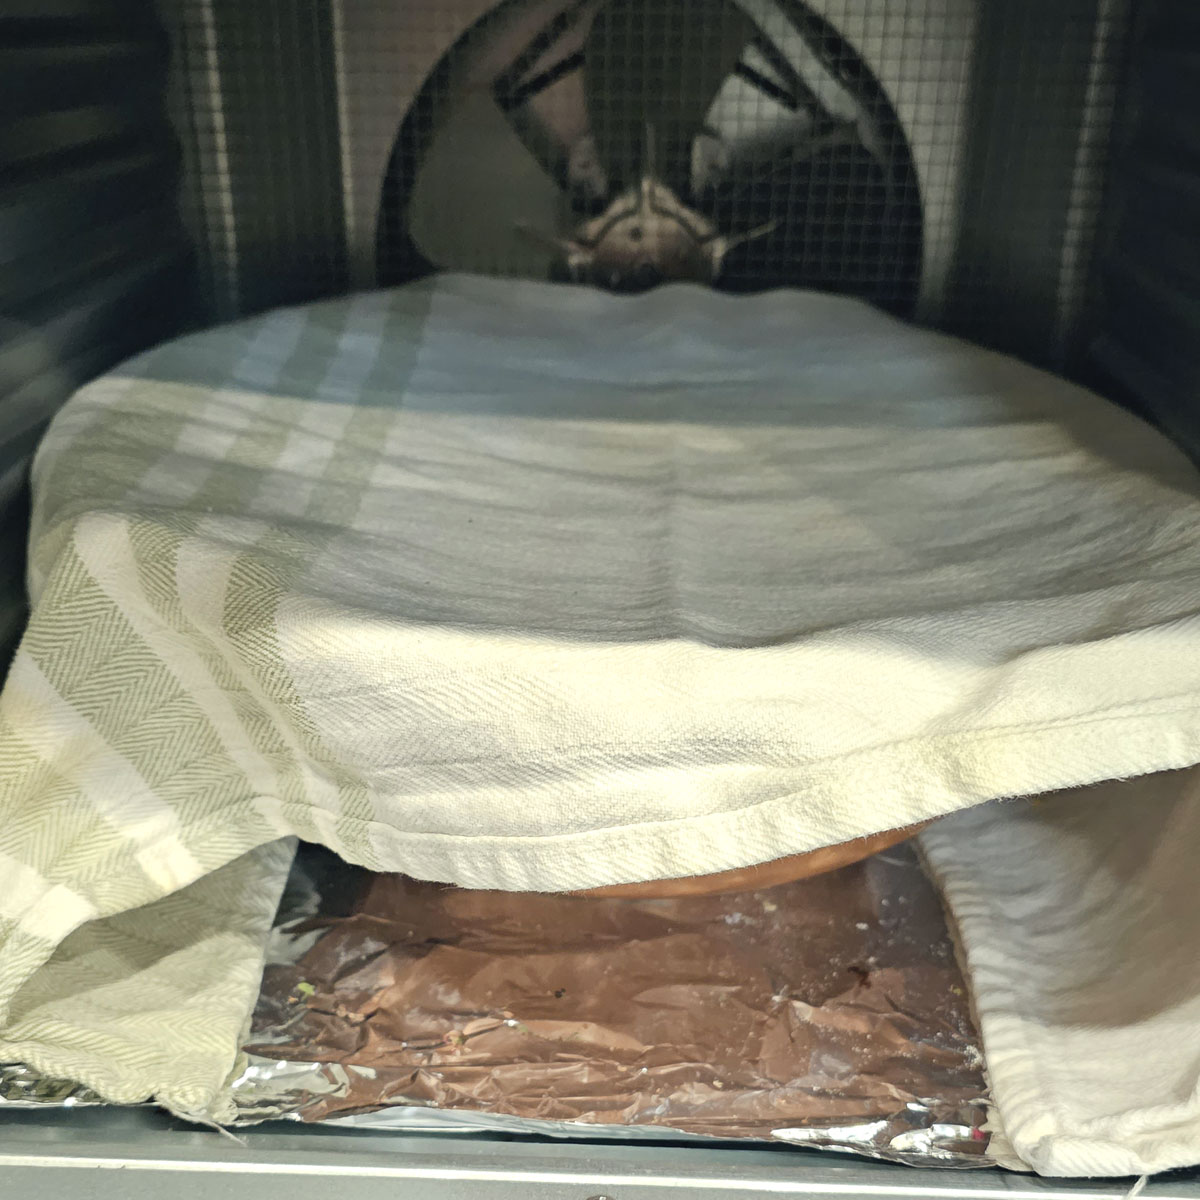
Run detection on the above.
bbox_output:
[0,0,196,665]
[1089,0,1200,463]
[158,0,1132,373]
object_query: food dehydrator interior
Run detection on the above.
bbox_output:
[2,0,1200,1193]
[3,0,1198,657]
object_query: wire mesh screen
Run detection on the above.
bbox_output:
[156,0,1131,369]
[160,0,350,319]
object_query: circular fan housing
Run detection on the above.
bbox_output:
[377,0,923,314]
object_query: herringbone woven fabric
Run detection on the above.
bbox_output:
[4,275,1200,1131]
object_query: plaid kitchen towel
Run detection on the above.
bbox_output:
[4,274,1200,1162]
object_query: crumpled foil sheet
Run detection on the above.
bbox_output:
[1,842,990,1166]
[232,842,989,1164]
[0,1061,106,1109]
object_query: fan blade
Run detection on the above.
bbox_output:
[740,31,826,117]
[699,64,860,204]
[503,64,611,208]
[494,0,597,107]
[408,90,565,277]
[584,0,753,197]
[493,0,601,200]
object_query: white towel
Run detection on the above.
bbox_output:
[3,274,1200,1157]
[923,775,1200,1177]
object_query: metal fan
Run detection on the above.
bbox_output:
[376,0,923,312]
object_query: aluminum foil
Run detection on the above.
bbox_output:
[0,1060,106,1109]
[231,842,990,1165]
[1,842,990,1166]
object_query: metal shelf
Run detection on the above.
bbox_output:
[4,1108,1200,1200]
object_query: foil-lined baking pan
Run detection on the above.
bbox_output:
[2,842,989,1166]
